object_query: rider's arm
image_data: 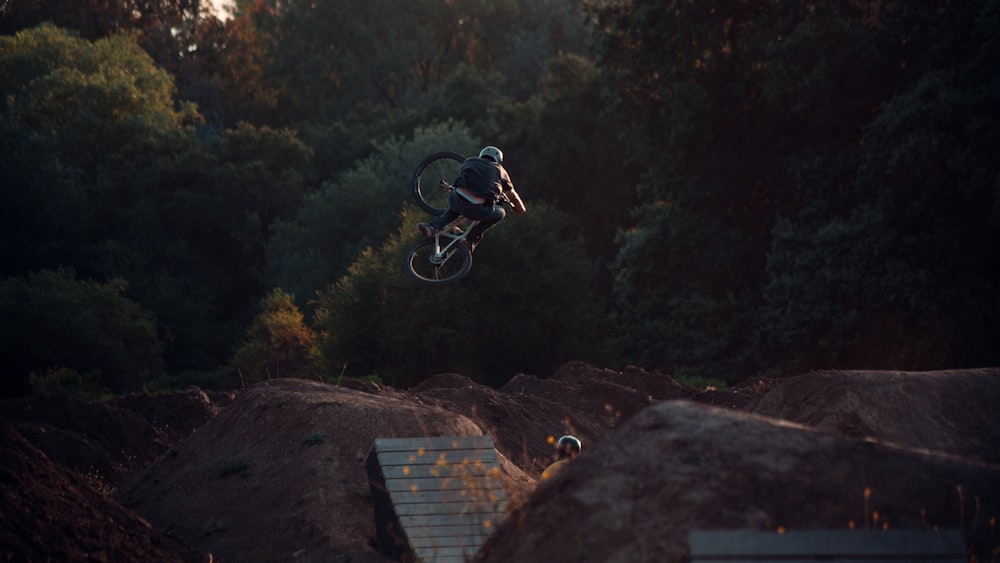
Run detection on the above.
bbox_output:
[505,187,526,215]
[499,169,526,215]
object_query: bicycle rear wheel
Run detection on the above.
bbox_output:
[405,238,473,285]
[412,151,464,216]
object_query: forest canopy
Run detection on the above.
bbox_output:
[1,0,997,398]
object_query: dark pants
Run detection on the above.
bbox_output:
[431,191,506,245]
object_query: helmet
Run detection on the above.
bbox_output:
[556,435,581,458]
[479,145,503,164]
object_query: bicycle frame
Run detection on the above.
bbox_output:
[427,217,479,264]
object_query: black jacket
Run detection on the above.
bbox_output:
[453,157,515,202]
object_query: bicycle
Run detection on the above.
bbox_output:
[405,151,510,285]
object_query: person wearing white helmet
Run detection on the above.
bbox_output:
[418,145,526,251]
[541,435,581,480]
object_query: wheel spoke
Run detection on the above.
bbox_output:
[412,152,464,216]
[406,238,472,285]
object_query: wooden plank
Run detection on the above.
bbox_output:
[403,524,495,539]
[409,534,487,548]
[390,488,505,505]
[374,435,495,451]
[381,463,499,480]
[689,529,965,562]
[390,489,506,507]
[374,449,498,467]
[385,475,504,493]
[411,545,479,559]
[399,513,496,529]
[689,559,965,563]
[393,500,507,517]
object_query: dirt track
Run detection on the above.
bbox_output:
[2,363,998,562]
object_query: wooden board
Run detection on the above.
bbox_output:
[689,529,966,563]
[366,435,508,562]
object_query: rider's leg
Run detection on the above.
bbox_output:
[461,203,506,248]
[420,193,462,235]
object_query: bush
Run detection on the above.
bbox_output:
[228,288,320,384]
[0,269,163,398]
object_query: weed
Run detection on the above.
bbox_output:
[675,374,729,390]
[217,457,251,478]
[338,373,384,386]
[304,433,326,447]
[80,466,114,495]
[852,486,998,561]
[200,518,230,537]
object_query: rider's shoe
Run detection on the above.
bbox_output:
[417,223,439,237]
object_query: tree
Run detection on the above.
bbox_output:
[0,0,204,41]
[0,122,87,277]
[90,121,314,371]
[587,1,868,380]
[0,24,199,166]
[230,0,591,125]
[493,53,637,275]
[0,0,226,108]
[761,0,1000,373]
[0,269,163,398]
[589,0,1000,380]
[1,25,315,375]
[228,288,319,383]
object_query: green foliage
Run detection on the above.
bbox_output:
[1,25,315,376]
[592,0,1000,380]
[216,456,251,478]
[762,0,1000,373]
[674,374,728,392]
[0,25,199,142]
[0,0,203,42]
[494,53,637,272]
[0,269,163,398]
[2,1,998,393]
[0,122,88,275]
[242,0,590,124]
[94,122,313,371]
[303,433,326,447]
[29,368,116,402]
[313,203,609,388]
[228,288,319,383]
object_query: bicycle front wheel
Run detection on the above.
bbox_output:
[405,238,473,285]
[412,151,464,216]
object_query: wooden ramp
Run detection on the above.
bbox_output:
[689,528,966,563]
[365,435,507,562]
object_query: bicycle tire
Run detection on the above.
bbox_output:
[405,237,473,285]
[412,151,465,216]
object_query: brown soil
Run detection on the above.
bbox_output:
[1,362,998,562]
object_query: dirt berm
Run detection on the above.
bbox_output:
[1,363,998,562]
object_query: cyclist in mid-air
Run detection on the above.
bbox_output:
[417,145,526,251]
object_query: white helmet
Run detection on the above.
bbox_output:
[556,435,581,458]
[479,145,503,164]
